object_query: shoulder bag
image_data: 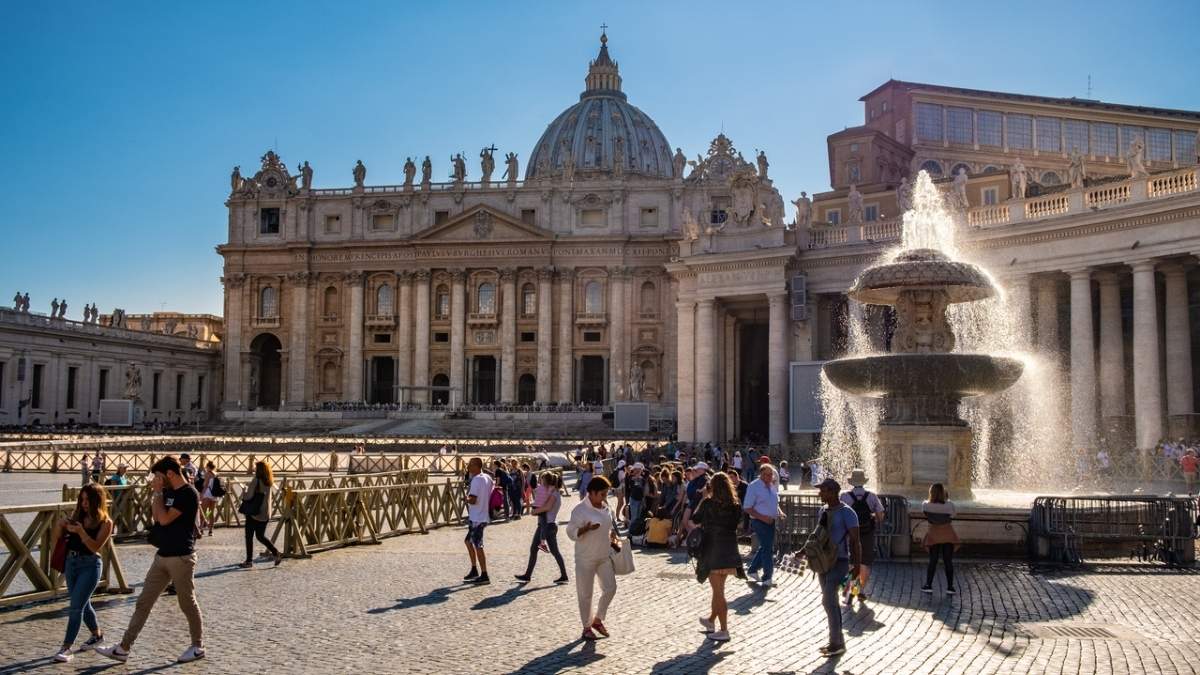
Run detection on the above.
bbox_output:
[239,480,264,517]
[609,513,635,575]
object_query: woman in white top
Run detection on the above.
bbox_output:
[566,475,620,641]
[515,472,568,584]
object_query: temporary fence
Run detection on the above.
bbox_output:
[1029,495,1198,565]
[773,493,908,565]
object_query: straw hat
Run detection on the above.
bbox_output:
[848,468,868,487]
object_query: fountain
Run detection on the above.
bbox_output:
[821,172,1025,500]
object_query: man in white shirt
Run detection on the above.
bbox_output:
[743,463,783,587]
[463,457,494,584]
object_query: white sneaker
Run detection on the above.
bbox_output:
[53,649,73,663]
[761,579,777,588]
[708,630,730,642]
[698,617,715,633]
[96,644,129,662]
[177,645,206,663]
[747,571,760,583]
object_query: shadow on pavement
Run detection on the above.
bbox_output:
[366,585,465,614]
[513,638,602,674]
[844,603,884,636]
[648,639,731,674]
[470,582,555,610]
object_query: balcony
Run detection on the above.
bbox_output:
[320,314,340,325]
[467,312,498,327]
[252,316,280,329]
[365,313,395,327]
[575,312,608,326]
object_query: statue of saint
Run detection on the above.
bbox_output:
[1127,137,1148,178]
[672,147,687,179]
[502,152,519,185]
[479,146,496,183]
[299,161,313,191]
[1009,158,1028,200]
[352,160,366,188]
[682,207,701,241]
[628,362,644,401]
[230,165,242,193]
[791,192,812,228]
[612,136,624,178]
[952,168,969,209]
[847,184,864,225]
[421,156,432,186]
[756,150,769,179]
[124,364,142,400]
[12,291,20,311]
[451,153,467,183]
[1068,148,1086,189]
[896,178,913,213]
[403,157,417,188]
[22,292,30,312]
[50,298,59,317]
[561,145,575,182]
[58,299,68,318]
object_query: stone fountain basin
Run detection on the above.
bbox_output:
[822,353,1024,398]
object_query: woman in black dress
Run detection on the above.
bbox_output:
[689,472,745,642]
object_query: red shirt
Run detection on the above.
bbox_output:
[1181,455,1199,473]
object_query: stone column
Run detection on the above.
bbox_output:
[1035,275,1059,360]
[608,268,626,402]
[344,271,365,402]
[676,300,695,442]
[694,298,717,442]
[1163,263,1194,419]
[287,271,311,407]
[500,268,517,403]
[768,291,789,446]
[1096,271,1126,418]
[1068,269,1097,452]
[222,274,245,407]
[450,270,466,406]
[1006,274,1033,348]
[395,271,412,402]
[1131,260,1164,449]
[412,270,431,404]
[556,269,574,403]
[536,268,554,403]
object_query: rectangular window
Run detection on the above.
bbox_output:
[826,209,841,225]
[582,331,601,343]
[98,368,108,404]
[946,107,973,145]
[1121,126,1143,157]
[66,367,77,409]
[373,333,392,344]
[863,205,878,222]
[639,207,658,228]
[433,332,449,343]
[520,331,536,343]
[259,207,280,234]
[196,375,205,409]
[1006,114,1033,149]
[1036,117,1061,152]
[371,213,394,231]
[1091,123,1118,157]
[982,187,999,205]
[434,211,449,226]
[324,214,341,233]
[521,209,536,225]
[1146,128,1173,161]
[1175,131,1197,165]
[31,364,43,409]
[1064,120,1089,155]
[977,111,1002,146]
[580,209,605,227]
[175,373,184,409]
[915,102,943,142]
[151,372,161,409]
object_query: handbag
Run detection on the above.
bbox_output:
[239,481,264,517]
[610,540,635,575]
[50,531,69,573]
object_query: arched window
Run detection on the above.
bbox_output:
[435,285,450,319]
[640,281,657,315]
[321,362,338,393]
[584,281,603,314]
[259,286,277,318]
[477,282,496,314]
[1040,171,1062,186]
[518,374,536,405]
[323,286,338,318]
[376,283,393,316]
[521,283,536,316]
[919,160,944,178]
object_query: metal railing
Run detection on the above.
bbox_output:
[1029,495,1198,565]
[773,493,908,565]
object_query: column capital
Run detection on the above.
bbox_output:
[537,267,555,282]
[449,268,467,283]
[675,300,696,311]
[696,297,716,308]
[607,265,631,278]
[222,273,247,289]
[286,271,313,286]
[1093,270,1121,285]
[395,269,412,283]
[1065,267,1093,281]
[413,269,432,283]
[342,270,366,287]
[498,268,517,283]
[556,267,575,282]
[1158,261,1188,276]
[1131,259,1158,274]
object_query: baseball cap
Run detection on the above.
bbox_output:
[758,455,772,464]
[693,462,710,472]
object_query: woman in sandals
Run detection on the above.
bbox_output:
[689,472,745,642]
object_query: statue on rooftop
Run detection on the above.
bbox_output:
[480,145,496,184]
[847,184,864,225]
[421,156,432,187]
[58,299,68,319]
[756,150,769,180]
[1009,158,1029,200]
[502,152,519,185]
[791,192,812,228]
[1127,137,1148,178]
[353,160,366,188]
[451,153,467,183]
[403,157,417,188]
[12,291,20,311]
[952,168,969,210]
[299,161,313,191]
[672,147,687,179]
[1068,148,1086,189]
[50,298,59,317]
[21,293,30,312]
[230,166,242,194]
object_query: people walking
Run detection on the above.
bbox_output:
[690,472,745,642]
[1180,449,1197,493]
[625,463,646,532]
[90,451,105,484]
[506,459,524,520]
[840,469,884,605]
[197,462,223,537]
[238,461,281,568]
[463,457,493,584]
[921,483,959,595]
[566,476,619,640]
[814,477,861,657]
[52,483,114,663]
[79,455,90,487]
[743,463,782,587]
[97,457,205,664]
[515,472,569,584]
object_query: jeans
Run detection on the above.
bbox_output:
[926,543,954,588]
[524,519,567,578]
[508,490,523,518]
[244,518,279,561]
[628,500,643,531]
[747,519,776,581]
[122,553,203,649]
[62,553,101,646]
[820,558,850,648]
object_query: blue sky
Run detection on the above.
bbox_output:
[2,1,1197,316]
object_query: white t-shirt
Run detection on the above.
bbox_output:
[467,472,494,524]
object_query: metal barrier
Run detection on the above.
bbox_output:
[5,449,334,475]
[274,478,467,558]
[1029,495,1198,565]
[0,502,132,608]
[773,493,909,563]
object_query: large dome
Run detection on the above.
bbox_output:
[526,33,675,181]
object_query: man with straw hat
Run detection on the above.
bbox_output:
[839,469,884,605]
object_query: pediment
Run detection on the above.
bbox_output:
[413,205,554,243]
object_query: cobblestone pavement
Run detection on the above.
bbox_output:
[3,489,1200,674]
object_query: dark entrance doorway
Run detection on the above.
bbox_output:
[738,324,769,441]
[370,356,394,404]
[431,373,450,406]
[249,333,282,410]
[472,356,497,404]
[579,355,606,405]
[518,374,536,405]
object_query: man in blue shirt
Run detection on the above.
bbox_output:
[742,463,782,587]
[815,478,860,657]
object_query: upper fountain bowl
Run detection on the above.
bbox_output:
[848,248,997,306]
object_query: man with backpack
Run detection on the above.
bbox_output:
[840,469,885,605]
[809,477,860,657]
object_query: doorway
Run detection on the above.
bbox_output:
[578,355,606,405]
[738,323,769,441]
[431,373,450,406]
[471,355,497,404]
[370,356,395,404]
[518,374,536,405]
[249,333,282,409]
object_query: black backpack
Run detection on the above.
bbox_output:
[848,491,876,534]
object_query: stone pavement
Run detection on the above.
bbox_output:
[2,495,1199,674]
